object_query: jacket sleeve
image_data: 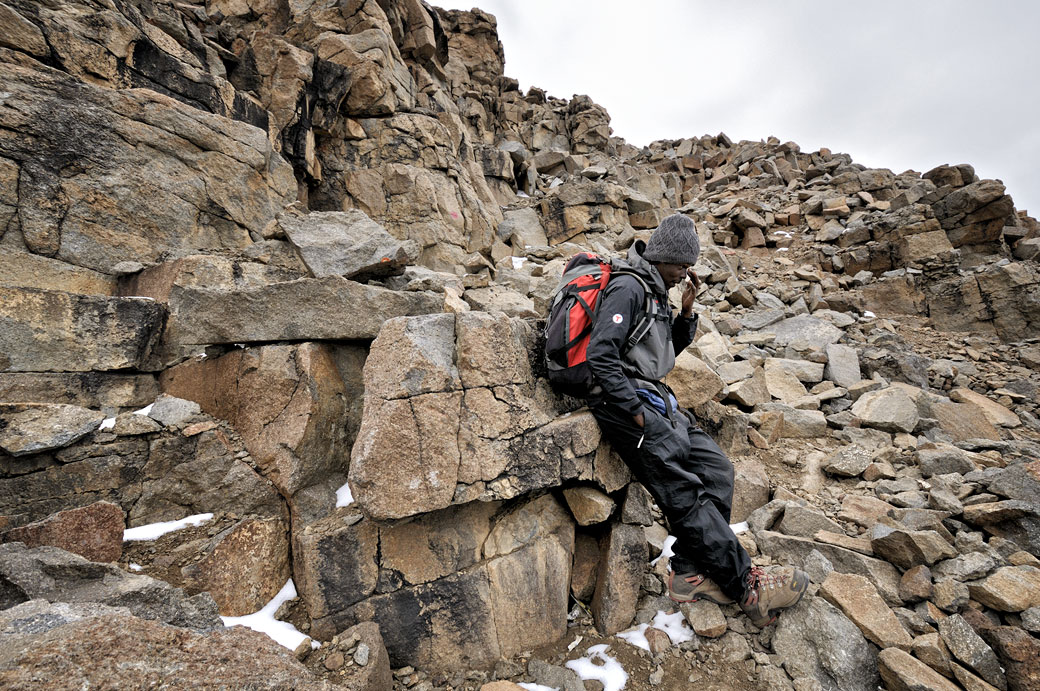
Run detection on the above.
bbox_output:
[672,312,698,354]
[585,276,645,416]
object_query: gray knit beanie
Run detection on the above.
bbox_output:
[643,214,700,265]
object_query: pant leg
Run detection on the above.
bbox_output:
[683,413,736,524]
[591,401,752,600]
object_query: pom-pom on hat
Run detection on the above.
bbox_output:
[642,214,700,266]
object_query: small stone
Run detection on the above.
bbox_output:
[325,652,345,670]
[645,627,672,655]
[353,642,370,666]
[899,565,933,603]
[679,600,727,638]
[967,565,1040,612]
[933,579,970,613]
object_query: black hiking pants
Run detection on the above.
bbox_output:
[591,400,752,601]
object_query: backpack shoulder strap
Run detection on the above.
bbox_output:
[608,270,658,351]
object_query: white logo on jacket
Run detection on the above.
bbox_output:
[612,314,624,324]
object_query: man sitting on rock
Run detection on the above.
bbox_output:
[585,213,809,627]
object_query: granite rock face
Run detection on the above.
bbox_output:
[1,0,1039,685]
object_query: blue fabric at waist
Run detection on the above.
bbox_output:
[635,388,677,416]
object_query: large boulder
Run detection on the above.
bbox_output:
[0,56,295,273]
[0,289,163,372]
[0,543,220,629]
[0,601,333,690]
[772,596,880,691]
[349,312,621,520]
[160,343,364,522]
[161,277,444,362]
[299,494,574,670]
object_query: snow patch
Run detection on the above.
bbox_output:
[133,403,154,416]
[99,417,116,430]
[128,562,143,572]
[731,521,749,535]
[335,481,354,508]
[565,644,627,691]
[123,513,213,542]
[221,579,313,651]
[863,310,876,318]
[519,685,558,691]
[617,610,694,651]
[511,256,528,270]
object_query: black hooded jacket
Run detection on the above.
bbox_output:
[586,241,698,416]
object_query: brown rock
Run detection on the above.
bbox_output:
[819,571,914,650]
[912,632,954,678]
[0,289,163,373]
[181,518,291,616]
[948,388,1020,428]
[680,600,727,638]
[591,522,646,635]
[878,647,960,691]
[665,351,725,408]
[645,627,673,655]
[1,501,123,563]
[967,566,1040,612]
[838,494,897,528]
[0,610,332,689]
[331,621,393,691]
[162,343,357,517]
[570,533,600,601]
[732,459,770,522]
[0,372,158,411]
[899,565,934,603]
[562,486,615,526]
[979,626,1040,691]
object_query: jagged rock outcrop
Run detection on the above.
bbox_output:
[1,0,1039,687]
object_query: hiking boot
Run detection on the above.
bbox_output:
[667,571,735,605]
[739,566,809,627]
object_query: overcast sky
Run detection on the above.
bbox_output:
[435,1,1039,218]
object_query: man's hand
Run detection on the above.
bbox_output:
[680,268,700,317]
[633,412,644,428]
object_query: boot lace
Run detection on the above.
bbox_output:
[743,567,789,605]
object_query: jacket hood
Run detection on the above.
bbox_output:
[624,240,668,296]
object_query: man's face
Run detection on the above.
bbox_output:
[655,262,691,289]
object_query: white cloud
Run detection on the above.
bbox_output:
[435,0,1040,215]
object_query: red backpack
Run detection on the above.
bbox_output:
[543,252,654,396]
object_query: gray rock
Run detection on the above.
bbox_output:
[760,315,845,349]
[528,659,585,691]
[0,543,221,630]
[279,209,418,280]
[937,614,1007,690]
[824,344,862,388]
[591,522,647,635]
[742,308,786,330]
[777,505,844,538]
[163,277,443,355]
[765,358,826,383]
[772,596,880,691]
[823,446,873,477]
[851,387,919,433]
[916,444,978,477]
[0,289,164,373]
[932,552,999,581]
[0,403,105,456]
[984,461,1040,503]
[145,395,201,428]
[756,530,902,605]
[499,207,548,249]
[0,58,295,274]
